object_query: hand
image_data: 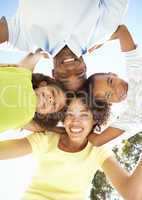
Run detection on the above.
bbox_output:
[18,48,49,71]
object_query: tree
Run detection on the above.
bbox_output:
[90,132,142,200]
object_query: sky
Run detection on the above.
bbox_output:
[0,1,141,200]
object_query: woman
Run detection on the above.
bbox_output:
[0,98,142,200]
[0,50,66,133]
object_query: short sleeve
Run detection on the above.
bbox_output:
[89,0,128,46]
[27,132,49,157]
[95,144,114,168]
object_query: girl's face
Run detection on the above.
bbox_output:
[35,83,66,115]
[64,98,94,142]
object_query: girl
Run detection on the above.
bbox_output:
[0,49,66,132]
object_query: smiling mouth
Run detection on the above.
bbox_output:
[63,58,75,63]
[69,127,83,134]
[120,82,128,100]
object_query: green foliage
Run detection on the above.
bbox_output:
[90,133,142,200]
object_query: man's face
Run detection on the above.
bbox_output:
[53,46,86,91]
[92,73,128,103]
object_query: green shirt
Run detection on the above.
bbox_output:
[0,67,36,133]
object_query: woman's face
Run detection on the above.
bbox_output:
[64,98,94,142]
[35,83,66,115]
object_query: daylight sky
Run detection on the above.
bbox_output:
[0,1,141,200]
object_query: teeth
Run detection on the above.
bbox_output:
[70,128,83,133]
[63,58,75,63]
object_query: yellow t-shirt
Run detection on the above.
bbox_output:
[23,132,113,200]
[0,67,36,133]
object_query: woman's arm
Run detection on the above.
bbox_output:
[88,127,124,146]
[0,138,32,160]
[102,156,142,200]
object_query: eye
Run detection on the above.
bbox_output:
[59,74,67,79]
[107,77,113,86]
[66,112,74,117]
[80,113,90,118]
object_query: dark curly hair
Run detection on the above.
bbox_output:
[79,74,111,132]
[32,73,66,129]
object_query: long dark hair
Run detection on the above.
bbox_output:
[32,73,66,129]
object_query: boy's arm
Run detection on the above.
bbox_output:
[88,127,124,146]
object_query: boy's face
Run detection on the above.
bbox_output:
[92,73,128,103]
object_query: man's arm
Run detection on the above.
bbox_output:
[103,156,142,200]
[0,138,32,160]
[88,127,124,146]
[110,25,136,52]
[0,16,8,43]
[89,25,136,53]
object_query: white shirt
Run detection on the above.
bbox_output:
[8,0,128,57]
[110,47,142,144]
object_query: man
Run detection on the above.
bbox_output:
[0,0,128,91]
[87,25,142,146]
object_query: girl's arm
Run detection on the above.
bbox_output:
[102,156,142,200]
[0,138,32,160]
[18,48,48,71]
[0,49,48,72]
[24,121,66,134]
[88,127,124,146]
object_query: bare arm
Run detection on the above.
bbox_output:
[88,127,124,146]
[24,121,66,134]
[110,25,136,52]
[0,16,8,43]
[89,25,136,53]
[0,138,32,160]
[23,120,46,132]
[0,49,48,72]
[18,48,49,71]
[102,156,142,200]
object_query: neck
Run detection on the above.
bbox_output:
[60,135,88,152]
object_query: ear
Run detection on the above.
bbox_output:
[52,69,55,78]
[39,81,47,87]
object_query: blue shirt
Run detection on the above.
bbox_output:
[8,0,128,57]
